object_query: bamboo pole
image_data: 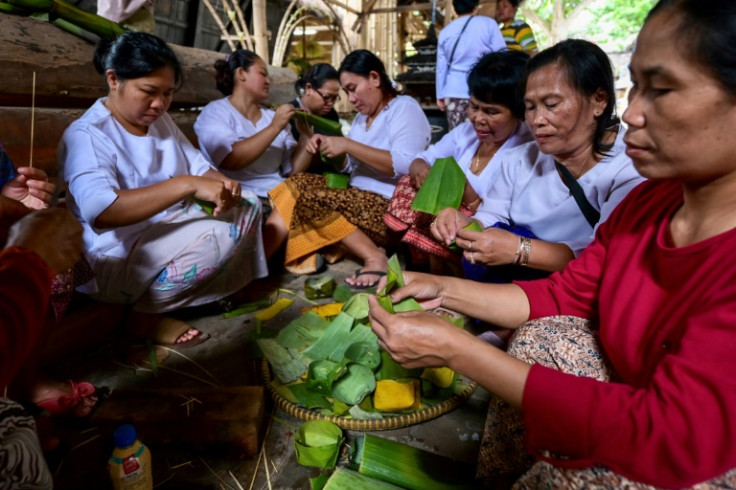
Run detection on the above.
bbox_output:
[231,0,254,51]
[252,0,269,63]
[220,0,247,50]
[201,0,236,52]
[29,71,35,168]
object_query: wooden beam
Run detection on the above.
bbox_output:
[323,0,360,15]
[352,0,380,31]
[369,2,434,14]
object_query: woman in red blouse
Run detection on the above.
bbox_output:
[368,0,736,487]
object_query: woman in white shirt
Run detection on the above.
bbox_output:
[61,32,267,346]
[268,50,431,287]
[385,50,533,275]
[436,0,506,129]
[194,50,311,203]
[432,39,644,283]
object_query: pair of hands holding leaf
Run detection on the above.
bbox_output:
[368,269,474,370]
[306,134,349,159]
[431,209,519,266]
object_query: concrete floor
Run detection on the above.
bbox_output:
[44,258,490,489]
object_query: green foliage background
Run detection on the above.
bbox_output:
[521,0,657,51]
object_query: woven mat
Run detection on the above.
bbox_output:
[261,359,477,431]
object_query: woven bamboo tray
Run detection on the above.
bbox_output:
[261,359,477,431]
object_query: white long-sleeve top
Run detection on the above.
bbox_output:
[474,129,646,256]
[194,97,296,198]
[345,95,431,199]
[436,15,506,100]
[411,120,533,202]
[60,98,214,266]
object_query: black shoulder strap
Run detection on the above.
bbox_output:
[554,160,600,228]
[443,16,475,84]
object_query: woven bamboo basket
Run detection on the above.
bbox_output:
[261,359,477,431]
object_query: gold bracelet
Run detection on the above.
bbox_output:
[519,237,532,267]
[514,235,523,265]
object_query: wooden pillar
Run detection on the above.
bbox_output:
[252,0,269,63]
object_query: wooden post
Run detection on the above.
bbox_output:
[252,0,270,63]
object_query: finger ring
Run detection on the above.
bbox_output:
[469,252,475,265]
[468,241,473,251]
[431,220,437,227]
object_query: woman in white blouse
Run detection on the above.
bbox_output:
[432,39,645,283]
[386,50,532,275]
[194,50,311,203]
[268,50,431,287]
[61,32,267,347]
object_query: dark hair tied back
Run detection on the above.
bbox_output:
[467,50,529,119]
[93,31,184,89]
[647,0,736,97]
[524,39,617,157]
[453,0,478,15]
[214,49,261,96]
[338,50,397,98]
[295,63,339,96]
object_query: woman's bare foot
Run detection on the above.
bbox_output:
[126,312,206,346]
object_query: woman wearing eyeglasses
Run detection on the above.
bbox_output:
[194,49,312,211]
[288,63,342,173]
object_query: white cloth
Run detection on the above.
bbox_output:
[436,15,506,100]
[474,130,646,256]
[97,0,152,23]
[345,95,431,199]
[411,120,533,201]
[60,98,267,310]
[194,98,296,198]
[60,98,213,266]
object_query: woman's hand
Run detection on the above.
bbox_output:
[305,134,324,155]
[455,226,518,266]
[271,104,295,131]
[2,167,55,210]
[431,208,472,246]
[293,113,313,138]
[377,270,446,311]
[191,176,239,216]
[317,135,349,159]
[409,159,431,188]
[368,295,462,369]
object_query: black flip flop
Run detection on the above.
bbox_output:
[347,269,387,290]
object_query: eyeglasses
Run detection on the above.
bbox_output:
[314,88,340,104]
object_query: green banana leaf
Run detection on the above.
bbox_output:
[277,311,331,350]
[410,157,466,215]
[324,172,349,189]
[344,341,381,370]
[293,111,343,136]
[448,220,484,252]
[331,363,375,405]
[294,420,344,469]
[305,275,336,299]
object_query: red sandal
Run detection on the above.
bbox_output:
[36,380,98,417]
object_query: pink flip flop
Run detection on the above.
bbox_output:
[36,380,98,417]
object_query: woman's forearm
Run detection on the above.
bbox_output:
[221,124,283,170]
[448,331,531,408]
[522,239,575,272]
[94,176,196,228]
[289,135,313,175]
[439,277,531,328]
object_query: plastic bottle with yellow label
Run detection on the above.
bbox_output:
[108,424,153,490]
